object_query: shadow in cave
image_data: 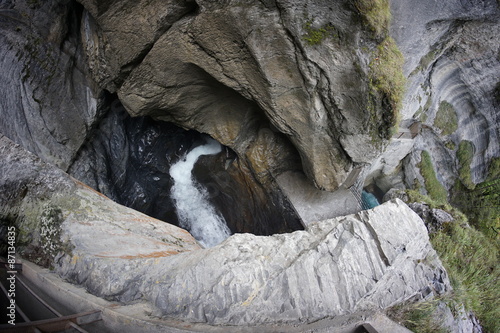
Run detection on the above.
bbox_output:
[68,96,303,238]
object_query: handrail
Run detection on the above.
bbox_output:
[0,261,100,332]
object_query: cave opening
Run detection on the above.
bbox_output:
[69,96,303,245]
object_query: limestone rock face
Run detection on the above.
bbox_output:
[378,0,500,192]
[146,199,449,325]
[0,134,200,269]
[78,0,197,91]
[0,0,102,170]
[77,0,392,191]
[0,135,450,326]
[408,202,454,234]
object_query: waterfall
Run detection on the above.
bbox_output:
[169,138,231,248]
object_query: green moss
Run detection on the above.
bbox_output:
[485,156,500,182]
[434,101,458,136]
[302,21,337,45]
[402,191,499,332]
[451,156,500,238]
[418,150,448,203]
[414,106,423,118]
[416,96,432,122]
[456,140,475,190]
[410,48,440,76]
[387,299,449,333]
[420,49,439,70]
[369,37,406,138]
[431,223,499,332]
[420,112,428,123]
[423,96,432,110]
[354,0,391,36]
[444,140,456,151]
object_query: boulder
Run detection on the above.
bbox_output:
[408,202,454,234]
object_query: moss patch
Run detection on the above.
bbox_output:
[451,156,500,238]
[402,191,499,333]
[369,37,406,138]
[432,222,499,332]
[302,21,337,46]
[387,299,448,333]
[22,203,74,268]
[485,156,500,181]
[456,140,475,190]
[353,0,391,36]
[444,140,456,151]
[410,48,440,76]
[418,150,448,204]
[353,0,406,140]
[434,101,458,136]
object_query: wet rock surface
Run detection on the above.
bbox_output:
[68,102,303,235]
[1,136,450,326]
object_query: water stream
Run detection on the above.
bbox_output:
[169,138,231,247]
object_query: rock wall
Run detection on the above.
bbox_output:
[68,101,303,235]
[368,0,500,194]
[0,135,200,268]
[0,0,102,170]
[77,0,397,191]
[2,0,497,211]
[0,0,304,236]
[0,136,450,326]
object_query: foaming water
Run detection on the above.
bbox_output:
[169,138,231,248]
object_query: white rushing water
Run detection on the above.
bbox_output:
[169,138,231,248]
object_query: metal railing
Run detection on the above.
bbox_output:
[0,262,101,333]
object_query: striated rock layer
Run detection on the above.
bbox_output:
[1,136,450,326]
[368,0,500,194]
[0,0,102,170]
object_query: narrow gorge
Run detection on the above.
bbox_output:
[0,0,498,332]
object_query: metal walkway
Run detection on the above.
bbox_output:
[0,262,101,332]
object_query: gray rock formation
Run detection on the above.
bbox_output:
[78,0,396,191]
[1,1,498,330]
[276,170,360,226]
[79,0,197,92]
[68,104,303,235]
[434,302,483,333]
[0,134,200,268]
[144,199,449,325]
[369,0,500,194]
[408,202,454,234]
[0,0,103,170]
[1,136,450,326]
